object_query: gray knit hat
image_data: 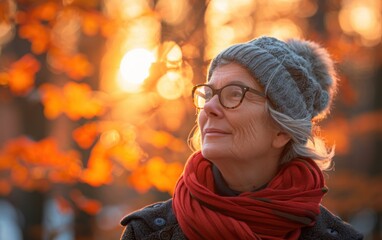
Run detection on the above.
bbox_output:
[207,36,337,121]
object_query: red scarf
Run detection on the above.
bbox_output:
[173,151,327,240]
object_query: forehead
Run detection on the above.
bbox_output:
[209,62,262,90]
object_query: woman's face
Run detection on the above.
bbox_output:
[198,62,281,166]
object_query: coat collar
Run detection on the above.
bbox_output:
[120,199,363,240]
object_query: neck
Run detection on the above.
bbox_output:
[213,153,281,192]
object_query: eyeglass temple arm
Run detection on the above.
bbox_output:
[248,88,266,98]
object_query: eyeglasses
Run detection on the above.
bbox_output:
[192,83,266,109]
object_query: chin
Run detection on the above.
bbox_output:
[201,144,225,160]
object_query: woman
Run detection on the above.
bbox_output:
[120,36,363,239]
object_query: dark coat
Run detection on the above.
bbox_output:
[120,199,363,240]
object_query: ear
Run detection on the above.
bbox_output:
[272,131,291,149]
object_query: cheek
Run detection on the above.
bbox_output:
[197,111,207,129]
[232,117,259,143]
[230,108,272,146]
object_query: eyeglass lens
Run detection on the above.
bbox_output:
[193,85,245,109]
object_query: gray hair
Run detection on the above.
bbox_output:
[266,104,334,169]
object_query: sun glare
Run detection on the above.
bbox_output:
[339,0,381,46]
[118,48,155,92]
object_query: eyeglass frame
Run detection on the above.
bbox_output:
[192,83,266,109]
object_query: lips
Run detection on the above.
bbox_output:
[203,128,230,136]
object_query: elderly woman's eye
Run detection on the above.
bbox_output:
[227,89,242,99]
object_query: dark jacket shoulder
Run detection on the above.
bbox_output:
[300,206,363,240]
[120,199,363,240]
[120,199,185,240]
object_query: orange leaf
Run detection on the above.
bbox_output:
[81,11,100,36]
[81,143,112,186]
[72,122,99,148]
[2,136,33,156]
[147,131,171,149]
[40,82,104,120]
[8,70,34,95]
[163,162,183,194]
[127,157,183,194]
[128,167,152,193]
[66,53,93,80]
[30,2,58,21]
[146,157,182,194]
[0,153,15,170]
[35,138,82,183]
[108,143,142,170]
[146,157,166,176]
[19,22,50,54]
[39,83,65,119]
[1,136,82,187]
[46,50,93,80]
[8,54,40,95]
[11,165,29,186]
[63,82,103,120]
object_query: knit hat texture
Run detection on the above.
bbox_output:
[207,36,337,121]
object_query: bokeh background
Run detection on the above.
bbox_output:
[0,0,381,239]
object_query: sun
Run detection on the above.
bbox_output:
[118,48,155,92]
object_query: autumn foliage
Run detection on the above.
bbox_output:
[39,82,104,120]
[0,0,188,217]
[6,54,40,95]
[0,137,82,194]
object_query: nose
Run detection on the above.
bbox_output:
[202,95,224,117]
